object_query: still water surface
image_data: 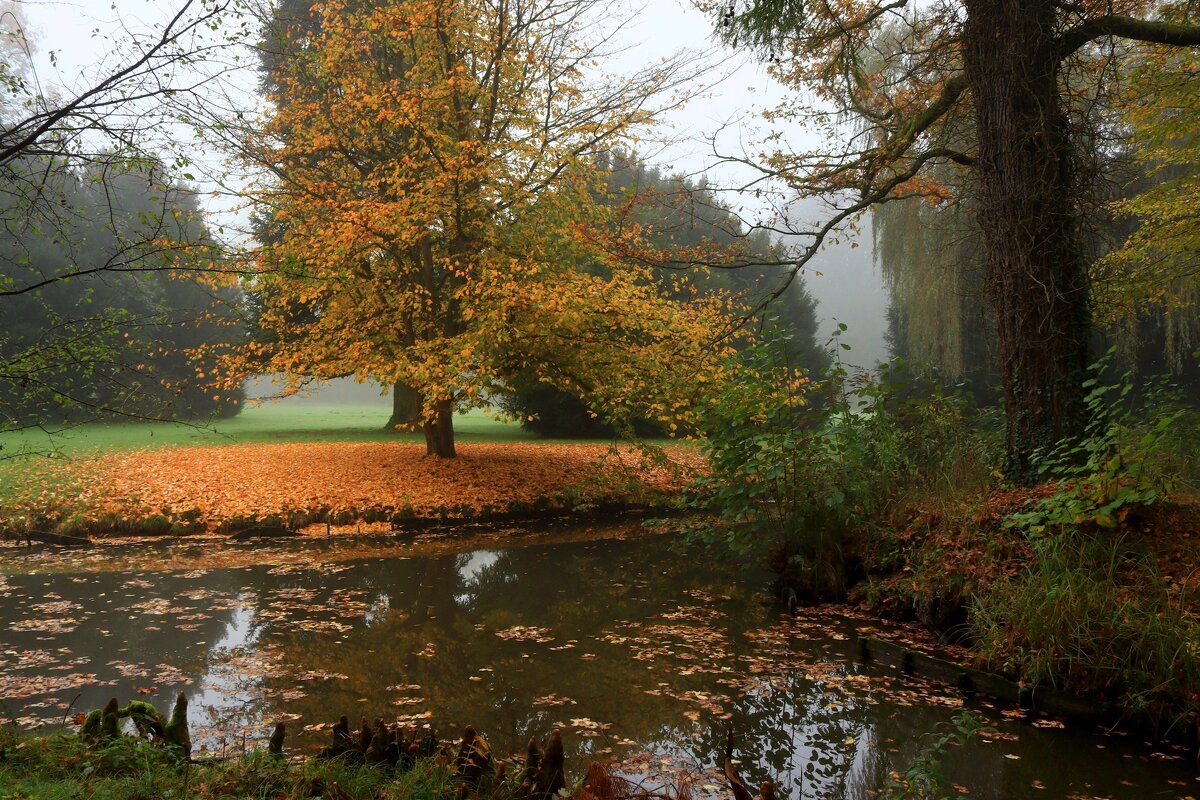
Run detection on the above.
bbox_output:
[0,520,1194,798]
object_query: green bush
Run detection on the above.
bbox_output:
[1007,353,1195,535]
[687,329,995,601]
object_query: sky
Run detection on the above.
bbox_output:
[13,0,780,188]
[9,0,890,366]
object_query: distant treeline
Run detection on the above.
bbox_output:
[0,156,244,429]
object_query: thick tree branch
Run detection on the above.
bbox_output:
[1058,14,1200,61]
[884,73,968,158]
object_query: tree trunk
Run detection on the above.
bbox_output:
[962,0,1092,483]
[385,381,422,432]
[422,398,456,458]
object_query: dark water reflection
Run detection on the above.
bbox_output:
[0,521,1194,799]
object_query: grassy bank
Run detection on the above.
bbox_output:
[0,728,501,800]
[687,350,1200,729]
[853,492,1200,725]
[840,382,1200,728]
[0,714,694,800]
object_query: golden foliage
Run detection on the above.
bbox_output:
[1093,43,1200,361]
[219,0,730,444]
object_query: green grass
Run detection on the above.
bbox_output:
[0,729,466,800]
[0,402,531,461]
[969,529,1200,724]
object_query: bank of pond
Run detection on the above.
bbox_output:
[0,521,1196,799]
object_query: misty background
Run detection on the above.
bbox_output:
[5,0,891,415]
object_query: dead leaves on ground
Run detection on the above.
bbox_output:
[39,443,703,535]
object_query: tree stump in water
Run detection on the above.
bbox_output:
[100,698,121,741]
[724,729,753,800]
[535,729,566,800]
[163,692,191,756]
[119,700,166,739]
[365,719,390,764]
[456,725,494,786]
[521,735,542,795]
[269,721,287,756]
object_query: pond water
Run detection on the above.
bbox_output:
[0,520,1195,799]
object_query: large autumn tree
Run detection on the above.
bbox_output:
[231,0,732,456]
[711,0,1200,481]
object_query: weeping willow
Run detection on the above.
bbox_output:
[873,181,995,387]
[863,15,998,389]
[875,68,1199,391]
[867,15,1198,392]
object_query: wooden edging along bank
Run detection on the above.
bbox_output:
[856,636,1200,760]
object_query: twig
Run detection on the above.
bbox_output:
[60,693,82,730]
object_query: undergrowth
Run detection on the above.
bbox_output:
[855,354,1200,724]
[0,728,453,800]
[0,727,629,800]
[971,530,1200,724]
[697,335,1200,724]
[966,358,1200,724]
[1006,356,1187,534]
[687,332,996,602]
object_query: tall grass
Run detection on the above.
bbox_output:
[970,530,1200,726]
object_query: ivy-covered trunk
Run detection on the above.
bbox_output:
[962,0,1093,483]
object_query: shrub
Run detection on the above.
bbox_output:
[687,328,996,601]
[1007,353,1191,535]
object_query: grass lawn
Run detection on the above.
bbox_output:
[0,403,532,500]
[0,402,531,457]
[0,403,690,533]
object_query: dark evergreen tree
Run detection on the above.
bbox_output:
[0,156,244,428]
